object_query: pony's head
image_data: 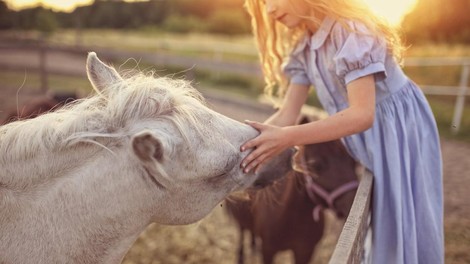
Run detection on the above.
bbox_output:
[84,52,294,224]
[295,115,358,219]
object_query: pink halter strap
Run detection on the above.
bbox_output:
[299,156,359,222]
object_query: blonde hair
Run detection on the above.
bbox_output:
[244,0,405,97]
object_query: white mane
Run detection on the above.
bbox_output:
[0,73,206,163]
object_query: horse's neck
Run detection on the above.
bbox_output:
[0,144,99,191]
[257,172,311,212]
[0,145,158,263]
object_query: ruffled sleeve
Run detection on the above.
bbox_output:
[332,21,388,84]
[281,37,311,86]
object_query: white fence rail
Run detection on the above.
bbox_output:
[404,57,470,134]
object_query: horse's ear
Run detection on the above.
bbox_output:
[131,130,164,162]
[86,52,122,92]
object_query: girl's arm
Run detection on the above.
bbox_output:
[264,83,310,126]
[241,75,376,173]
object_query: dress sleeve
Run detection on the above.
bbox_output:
[333,21,388,85]
[281,41,311,86]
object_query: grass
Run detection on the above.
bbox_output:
[0,71,92,95]
[0,29,258,63]
[427,95,470,142]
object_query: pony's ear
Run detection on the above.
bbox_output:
[131,130,171,189]
[86,52,122,91]
[131,130,164,162]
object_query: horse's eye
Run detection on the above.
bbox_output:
[209,157,236,181]
[206,172,227,186]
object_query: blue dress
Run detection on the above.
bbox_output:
[283,17,444,264]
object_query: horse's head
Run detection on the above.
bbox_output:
[295,115,358,219]
[86,52,294,224]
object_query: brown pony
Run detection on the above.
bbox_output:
[225,116,358,264]
[1,91,79,124]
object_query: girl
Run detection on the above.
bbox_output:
[239,0,444,263]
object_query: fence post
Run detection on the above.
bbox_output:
[451,64,469,134]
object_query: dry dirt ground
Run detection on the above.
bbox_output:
[0,49,469,263]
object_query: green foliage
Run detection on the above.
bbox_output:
[2,0,251,36]
[0,1,13,29]
[36,9,58,37]
[206,10,251,35]
[403,0,470,44]
[428,95,470,142]
[170,0,215,19]
[163,15,207,34]
[3,0,470,41]
[14,7,43,30]
[211,73,257,88]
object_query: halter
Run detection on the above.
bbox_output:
[299,155,359,222]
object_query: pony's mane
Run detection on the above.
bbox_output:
[0,72,206,162]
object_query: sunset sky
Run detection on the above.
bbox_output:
[4,0,418,25]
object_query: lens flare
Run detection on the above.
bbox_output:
[363,0,418,25]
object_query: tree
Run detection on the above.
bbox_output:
[0,1,13,29]
[207,10,250,35]
[402,0,470,43]
[36,9,59,37]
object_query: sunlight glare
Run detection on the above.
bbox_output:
[5,0,147,12]
[5,0,92,12]
[363,0,418,25]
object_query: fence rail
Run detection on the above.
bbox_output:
[329,169,373,264]
[404,57,470,134]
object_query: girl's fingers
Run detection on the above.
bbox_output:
[243,151,270,173]
[241,128,271,152]
[245,120,266,131]
[241,149,260,169]
[240,138,258,152]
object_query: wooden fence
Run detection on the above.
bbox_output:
[329,169,373,264]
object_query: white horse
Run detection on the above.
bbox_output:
[0,52,294,264]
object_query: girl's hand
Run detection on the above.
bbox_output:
[240,120,291,174]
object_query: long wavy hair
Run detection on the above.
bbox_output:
[244,0,405,98]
